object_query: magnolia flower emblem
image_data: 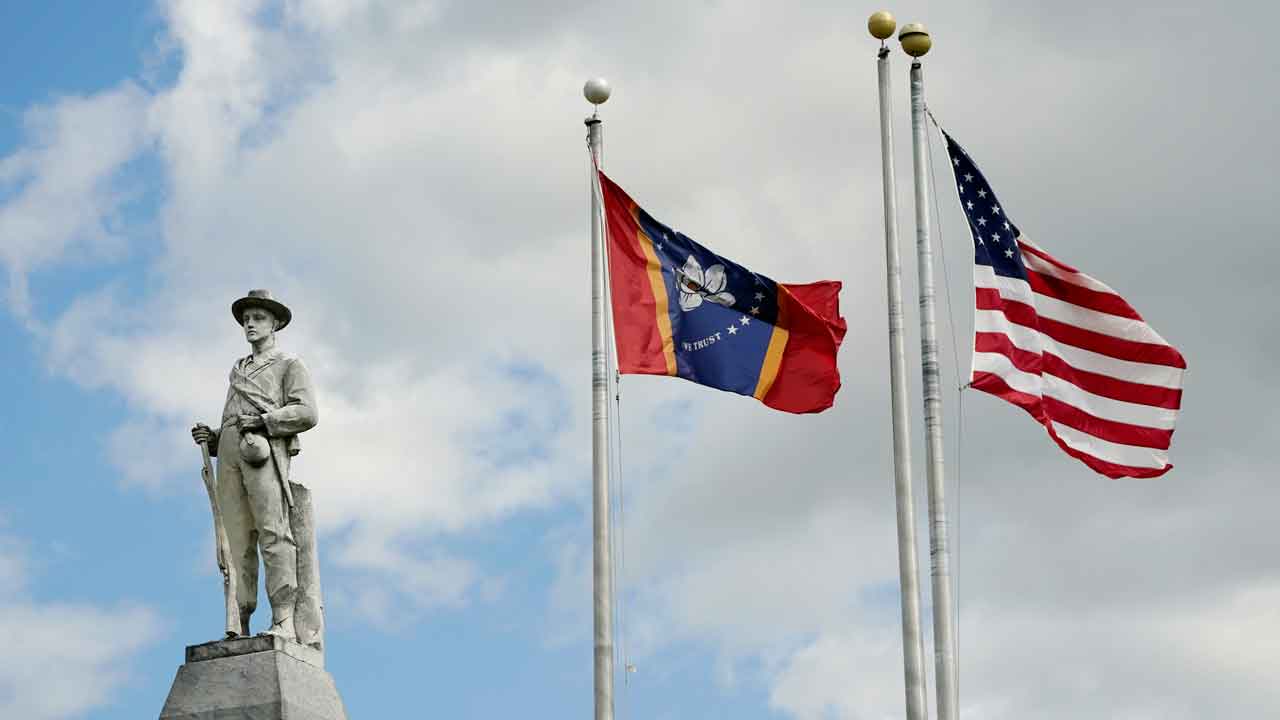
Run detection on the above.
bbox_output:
[676,255,735,312]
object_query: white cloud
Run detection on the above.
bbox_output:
[329,529,476,627]
[0,529,161,720]
[949,581,1280,719]
[769,620,908,720]
[0,603,158,720]
[0,82,150,320]
[766,579,1280,720]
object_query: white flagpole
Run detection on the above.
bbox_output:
[584,77,615,720]
[869,12,929,720]
[901,24,958,720]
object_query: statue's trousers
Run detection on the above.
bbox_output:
[217,424,298,626]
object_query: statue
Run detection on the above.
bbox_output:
[190,289,325,651]
[161,290,343,718]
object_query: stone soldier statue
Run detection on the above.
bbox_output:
[190,290,325,650]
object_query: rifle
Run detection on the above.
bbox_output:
[200,438,242,638]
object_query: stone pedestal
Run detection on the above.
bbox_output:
[159,636,347,720]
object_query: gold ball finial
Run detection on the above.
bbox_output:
[868,11,896,40]
[898,22,932,57]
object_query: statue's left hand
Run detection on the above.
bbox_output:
[238,413,266,430]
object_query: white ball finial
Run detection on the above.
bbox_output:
[584,77,612,106]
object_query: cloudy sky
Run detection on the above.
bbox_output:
[0,1,1276,718]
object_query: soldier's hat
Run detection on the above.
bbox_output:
[231,289,292,331]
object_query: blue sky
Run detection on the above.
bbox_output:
[1,1,1277,719]
[0,3,151,116]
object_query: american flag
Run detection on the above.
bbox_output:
[943,131,1186,479]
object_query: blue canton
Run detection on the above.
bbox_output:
[943,132,1029,283]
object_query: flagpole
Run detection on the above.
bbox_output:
[901,24,958,720]
[869,12,929,720]
[584,77,615,720]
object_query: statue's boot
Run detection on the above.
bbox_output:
[262,608,296,643]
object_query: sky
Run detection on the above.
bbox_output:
[0,1,1277,718]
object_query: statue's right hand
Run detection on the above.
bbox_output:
[191,424,213,446]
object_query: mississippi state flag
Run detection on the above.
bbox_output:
[598,171,846,414]
[944,131,1186,478]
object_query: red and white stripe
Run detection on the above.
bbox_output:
[971,236,1186,478]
